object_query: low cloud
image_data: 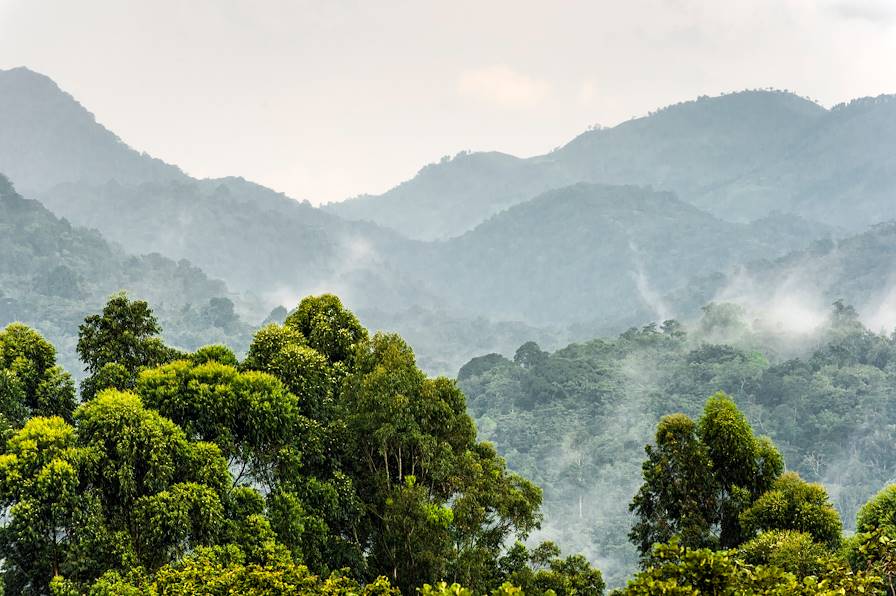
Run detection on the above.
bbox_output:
[457,65,550,109]
[826,0,896,24]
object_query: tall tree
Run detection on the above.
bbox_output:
[77,293,177,399]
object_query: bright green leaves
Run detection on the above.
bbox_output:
[630,393,790,559]
[499,541,604,595]
[739,472,842,547]
[77,293,179,400]
[284,294,367,367]
[622,539,880,595]
[0,323,76,426]
[4,293,572,594]
[136,360,305,488]
[737,530,833,578]
[243,324,335,420]
[0,416,86,594]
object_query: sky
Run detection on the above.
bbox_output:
[1,0,895,204]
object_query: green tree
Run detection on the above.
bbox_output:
[284,294,367,367]
[500,541,604,595]
[621,539,880,596]
[135,359,305,488]
[629,413,718,559]
[0,416,85,594]
[343,333,541,593]
[73,390,232,574]
[0,323,76,425]
[736,530,832,579]
[697,392,782,547]
[77,293,177,399]
[739,472,842,547]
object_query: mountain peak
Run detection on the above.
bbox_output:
[0,67,185,193]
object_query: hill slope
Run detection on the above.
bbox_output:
[670,221,896,334]
[330,90,896,238]
[0,67,186,193]
[328,91,828,239]
[0,175,252,375]
[403,183,831,328]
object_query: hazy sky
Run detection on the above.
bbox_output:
[1,0,895,204]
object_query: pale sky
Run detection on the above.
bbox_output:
[1,0,895,204]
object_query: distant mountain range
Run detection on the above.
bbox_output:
[329,90,896,239]
[2,66,894,374]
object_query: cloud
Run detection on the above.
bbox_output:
[826,0,896,24]
[457,65,550,109]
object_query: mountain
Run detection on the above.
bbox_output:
[326,151,568,241]
[35,177,422,302]
[669,221,896,334]
[327,91,828,239]
[0,175,253,376]
[0,67,186,193]
[694,95,896,228]
[0,68,434,311]
[0,68,857,375]
[401,183,832,328]
[330,90,896,239]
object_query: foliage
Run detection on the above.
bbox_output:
[459,305,896,584]
[500,541,605,595]
[736,530,833,578]
[0,323,76,425]
[739,472,842,547]
[619,539,881,595]
[629,393,782,559]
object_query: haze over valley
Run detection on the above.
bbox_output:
[3,4,896,591]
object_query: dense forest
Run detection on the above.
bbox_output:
[4,66,896,594]
[3,294,896,594]
[459,301,896,586]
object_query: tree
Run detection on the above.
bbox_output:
[629,413,718,559]
[135,359,305,488]
[736,530,832,579]
[697,393,782,547]
[629,393,784,559]
[0,416,85,594]
[284,294,367,367]
[242,324,335,421]
[0,323,76,424]
[73,390,233,575]
[77,293,177,399]
[621,539,879,595]
[739,472,842,547]
[50,544,399,596]
[343,333,541,593]
[513,342,548,370]
[500,541,604,595]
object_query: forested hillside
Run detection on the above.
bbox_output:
[459,302,896,585]
[8,68,881,377]
[3,294,896,594]
[0,175,252,375]
[670,222,896,335]
[332,90,896,238]
[403,184,830,327]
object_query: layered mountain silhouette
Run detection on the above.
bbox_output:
[329,90,896,239]
[2,66,893,374]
